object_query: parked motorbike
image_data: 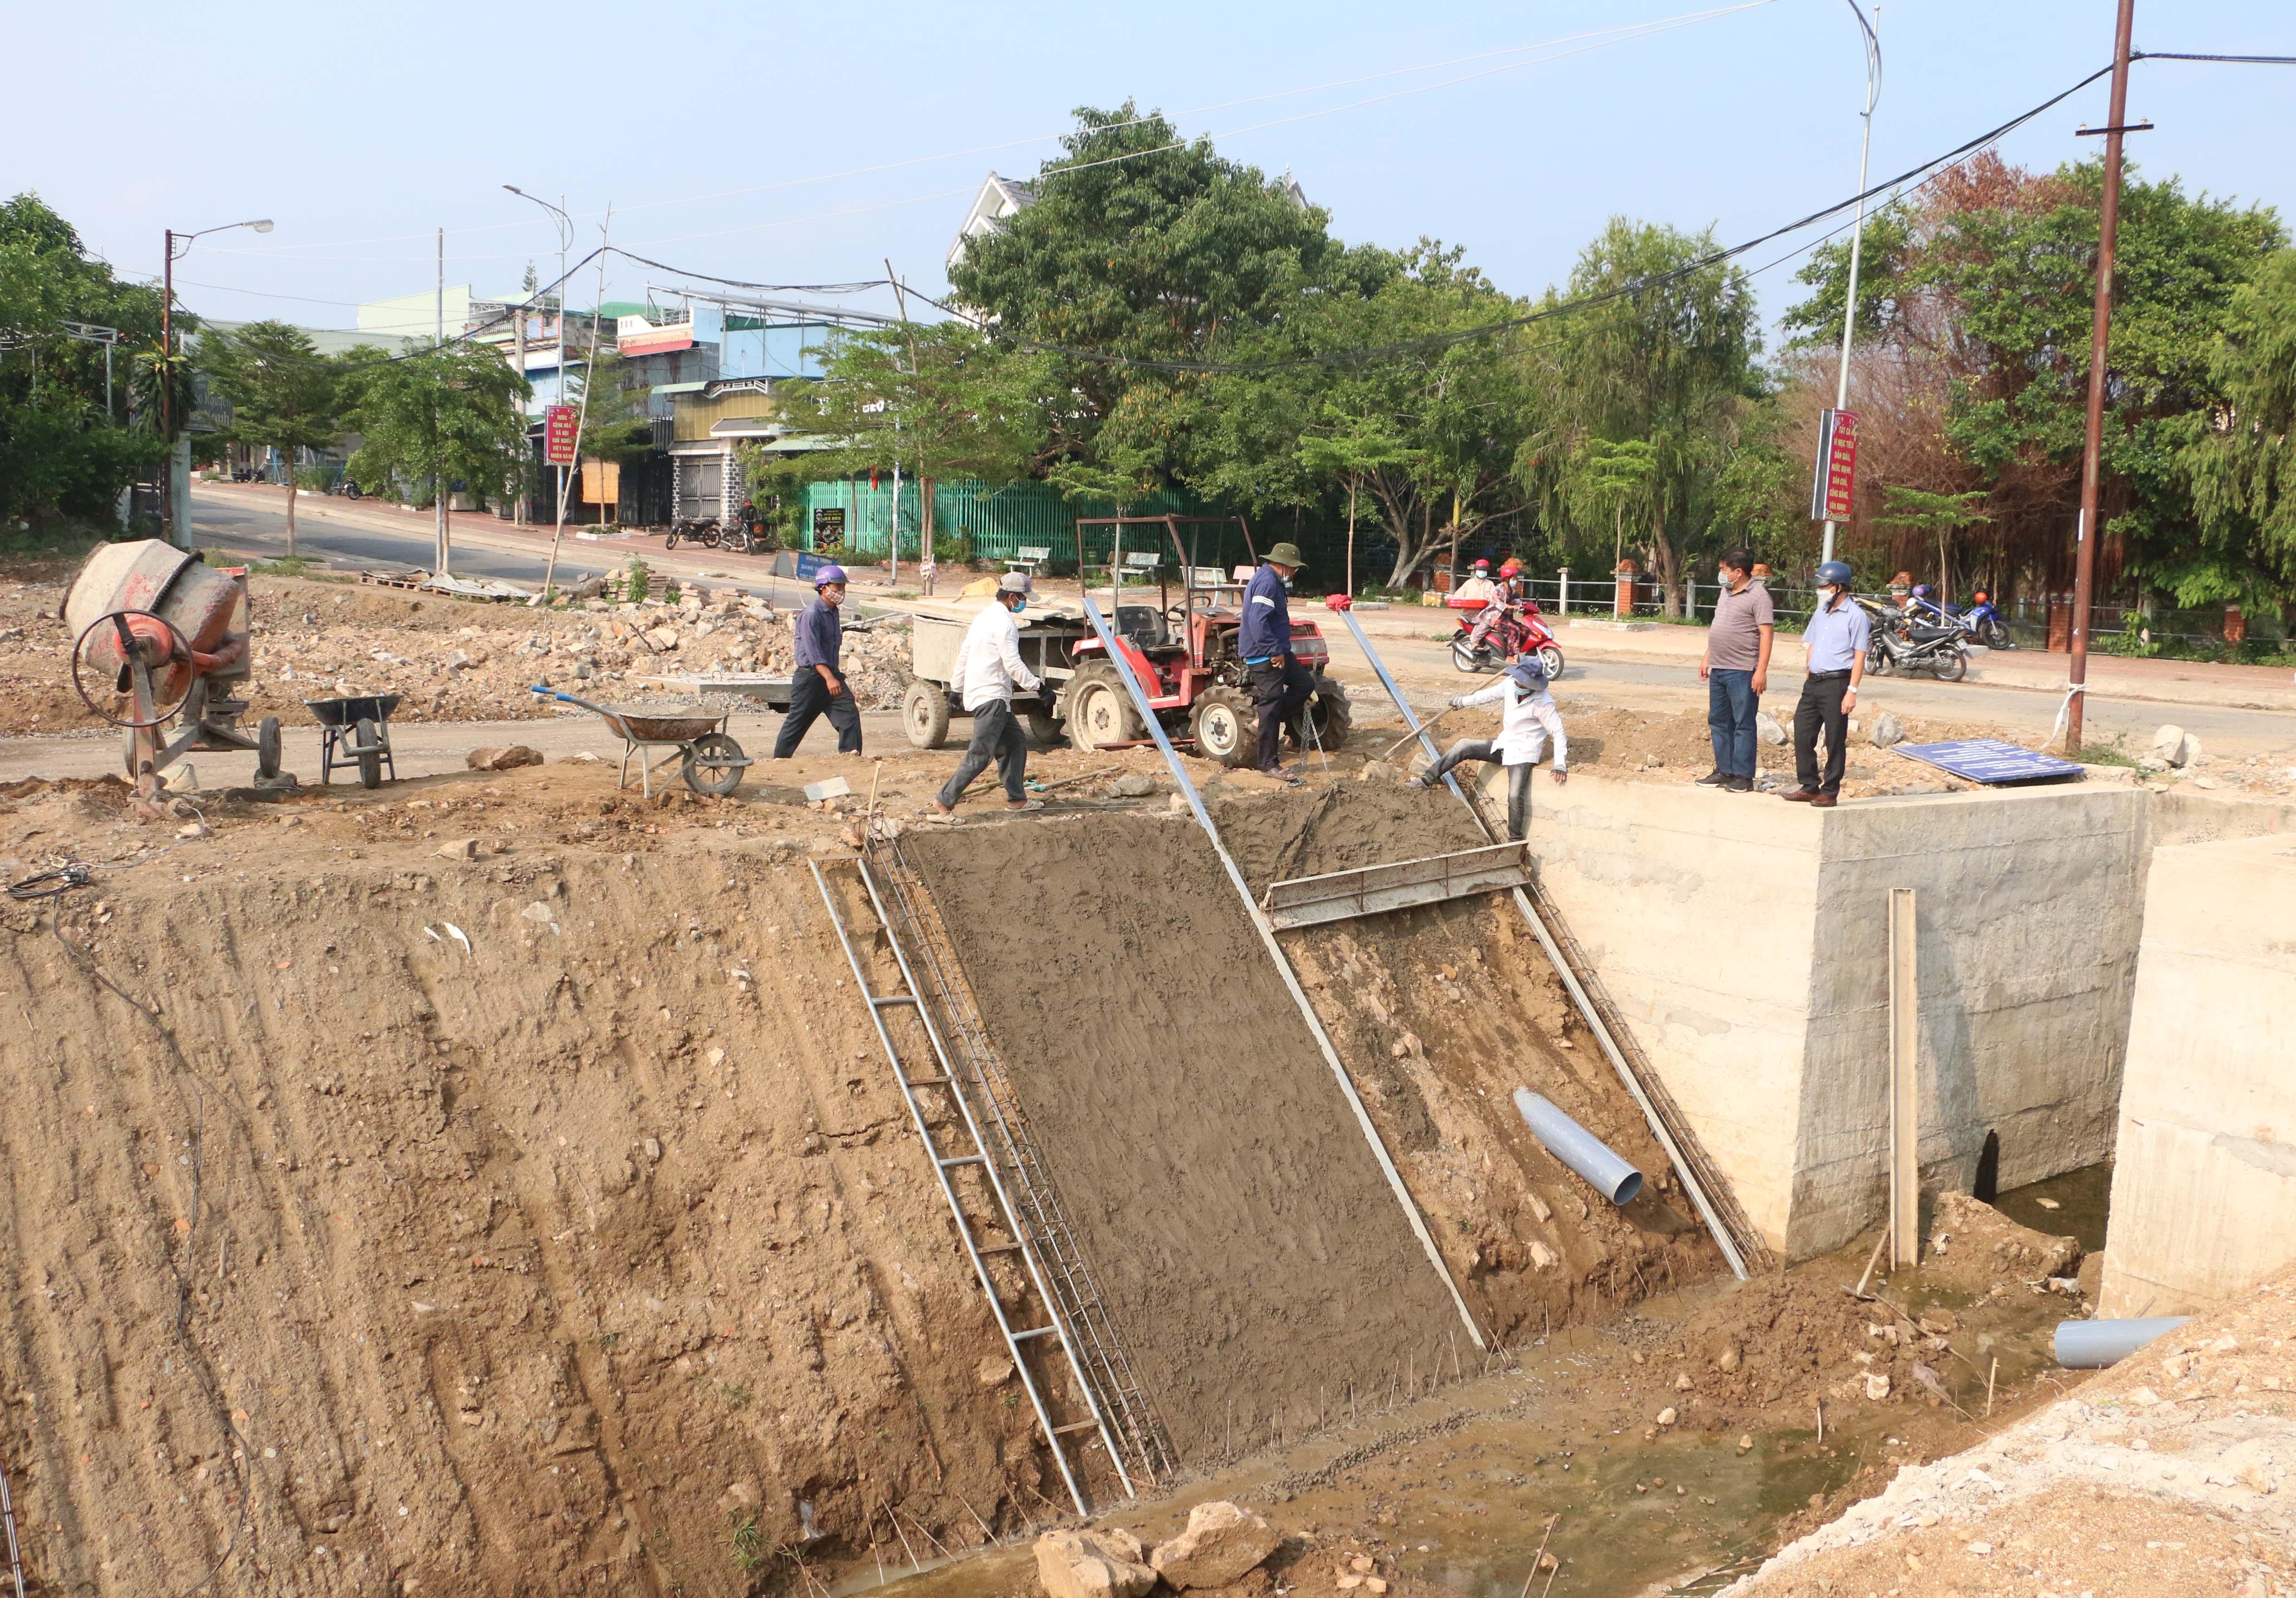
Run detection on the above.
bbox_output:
[665,517,720,551]
[1448,598,1565,679]
[1867,614,1971,681]
[1907,588,2013,649]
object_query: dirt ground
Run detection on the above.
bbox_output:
[0,564,915,738]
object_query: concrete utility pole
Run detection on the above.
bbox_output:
[158,217,272,543]
[1819,0,1881,569]
[2064,0,2140,759]
[435,227,450,576]
[505,186,574,536]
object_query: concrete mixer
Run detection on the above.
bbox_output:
[64,540,280,805]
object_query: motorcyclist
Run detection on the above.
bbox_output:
[1470,559,1526,652]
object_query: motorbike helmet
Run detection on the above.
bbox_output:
[1815,560,1853,591]
[814,563,848,588]
[1472,559,1491,575]
[1498,558,1522,578]
[1910,584,1931,600]
[1972,589,1990,604]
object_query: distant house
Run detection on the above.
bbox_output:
[947,172,1037,271]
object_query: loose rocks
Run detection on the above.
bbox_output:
[1869,710,1905,748]
[465,745,544,771]
[1756,710,1787,747]
[1036,1528,1158,1598]
[1150,1501,1282,1590]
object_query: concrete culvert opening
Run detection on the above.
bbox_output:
[900,785,1727,1463]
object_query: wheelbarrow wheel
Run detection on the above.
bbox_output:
[354,717,383,789]
[683,732,747,797]
[256,715,282,780]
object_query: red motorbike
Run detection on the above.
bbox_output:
[1447,595,1565,679]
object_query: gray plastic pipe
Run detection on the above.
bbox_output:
[2055,1315,2192,1369]
[1513,1088,1644,1205]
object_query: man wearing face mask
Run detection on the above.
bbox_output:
[1240,542,1313,782]
[929,572,1045,822]
[1411,652,1567,841]
[1781,559,1869,809]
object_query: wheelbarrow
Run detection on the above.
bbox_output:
[529,686,750,798]
[307,693,402,789]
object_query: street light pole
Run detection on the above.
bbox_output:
[505,186,574,535]
[2064,0,2139,759]
[1819,0,1881,569]
[158,217,273,544]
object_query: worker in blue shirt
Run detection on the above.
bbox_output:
[1780,559,1870,807]
[772,564,864,758]
[1239,541,1312,781]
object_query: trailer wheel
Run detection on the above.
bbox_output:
[1066,663,1143,750]
[1191,687,1255,767]
[902,678,952,750]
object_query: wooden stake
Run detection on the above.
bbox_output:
[1815,1398,1825,1445]
[1887,888,1920,1270]
[1986,1356,1999,1419]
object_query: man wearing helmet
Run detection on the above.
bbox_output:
[1467,558,1524,652]
[1781,560,1869,808]
[772,563,864,758]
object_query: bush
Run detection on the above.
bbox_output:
[932,532,974,567]
[622,558,651,604]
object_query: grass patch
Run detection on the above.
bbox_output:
[724,1511,765,1574]
[2079,736,2143,769]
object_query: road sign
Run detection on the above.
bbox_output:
[1811,408,1860,521]
[1891,738,2085,785]
[544,404,578,466]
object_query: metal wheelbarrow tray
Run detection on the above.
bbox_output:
[531,686,752,798]
[306,693,403,789]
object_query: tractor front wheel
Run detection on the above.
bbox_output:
[1066,663,1143,751]
[1191,686,1256,767]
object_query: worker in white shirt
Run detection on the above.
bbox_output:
[930,572,1046,822]
[1410,653,1568,840]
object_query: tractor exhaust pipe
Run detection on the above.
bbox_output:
[1514,1088,1644,1206]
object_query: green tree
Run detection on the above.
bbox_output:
[2177,249,2296,612]
[1524,220,1764,613]
[1876,486,1992,602]
[947,103,1396,495]
[1562,436,1658,572]
[200,320,342,555]
[339,341,530,512]
[1294,409,1421,596]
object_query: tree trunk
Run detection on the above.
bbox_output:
[1648,513,1681,618]
[285,469,297,558]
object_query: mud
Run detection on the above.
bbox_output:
[0,785,1067,1597]
[903,813,1470,1465]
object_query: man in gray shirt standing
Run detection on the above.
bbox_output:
[1781,559,1870,809]
[1697,548,1772,793]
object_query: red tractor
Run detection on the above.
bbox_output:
[1061,515,1350,766]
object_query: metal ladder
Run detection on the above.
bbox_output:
[1,1440,26,1598]
[810,851,1174,1514]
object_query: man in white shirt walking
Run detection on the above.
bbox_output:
[1410,654,1568,840]
[930,573,1046,821]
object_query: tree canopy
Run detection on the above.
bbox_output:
[201,320,342,553]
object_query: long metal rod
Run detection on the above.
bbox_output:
[2065,0,2138,756]
[1079,596,1488,1350]
[0,1442,24,1598]
[851,858,1138,1501]
[1820,0,1882,567]
[807,862,1092,1514]
[1336,607,1756,1279]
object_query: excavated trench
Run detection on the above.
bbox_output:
[0,779,1721,1597]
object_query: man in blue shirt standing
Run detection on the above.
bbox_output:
[1781,559,1870,808]
[1239,541,1311,781]
[772,564,864,758]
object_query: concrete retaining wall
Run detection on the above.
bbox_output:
[2101,833,2296,1317]
[1524,773,2148,1261]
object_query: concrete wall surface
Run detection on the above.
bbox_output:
[2102,833,2296,1317]
[1528,774,2147,1262]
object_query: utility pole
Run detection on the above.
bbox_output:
[435,227,449,576]
[2064,0,2139,759]
[1819,0,1881,569]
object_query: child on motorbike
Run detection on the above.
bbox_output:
[1411,651,1568,841]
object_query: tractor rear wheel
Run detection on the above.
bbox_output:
[1293,677,1352,755]
[902,678,952,750]
[1191,686,1256,767]
[1066,662,1143,750]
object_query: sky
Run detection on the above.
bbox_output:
[9,0,2291,348]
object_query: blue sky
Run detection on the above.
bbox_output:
[12,0,2291,345]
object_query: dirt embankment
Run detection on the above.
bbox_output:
[1209,786,1724,1344]
[903,813,1472,1465]
[0,568,913,738]
[0,780,1058,1597]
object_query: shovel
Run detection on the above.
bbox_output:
[1376,700,1469,764]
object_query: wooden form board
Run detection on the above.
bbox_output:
[1888,888,1920,1269]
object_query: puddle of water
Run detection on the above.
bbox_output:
[1993,1161,2111,1254]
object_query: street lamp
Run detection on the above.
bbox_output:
[504,185,574,526]
[1818,1,1880,569]
[161,218,273,542]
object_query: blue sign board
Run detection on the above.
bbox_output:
[1892,738,2085,785]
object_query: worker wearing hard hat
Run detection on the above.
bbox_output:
[1240,541,1313,782]
[1412,653,1568,840]
[772,564,863,758]
[929,573,1046,822]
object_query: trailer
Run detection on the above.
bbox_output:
[901,606,1094,750]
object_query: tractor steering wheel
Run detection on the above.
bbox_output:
[71,609,193,729]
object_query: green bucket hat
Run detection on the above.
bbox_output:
[1265,542,1306,567]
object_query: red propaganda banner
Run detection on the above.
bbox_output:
[1810,408,1859,522]
[544,404,579,466]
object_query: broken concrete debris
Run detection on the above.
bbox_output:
[1149,1500,1282,1590]
[464,744,543,771]
[1035,1527,1159,1598]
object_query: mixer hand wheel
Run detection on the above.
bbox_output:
[70,609,193,730]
